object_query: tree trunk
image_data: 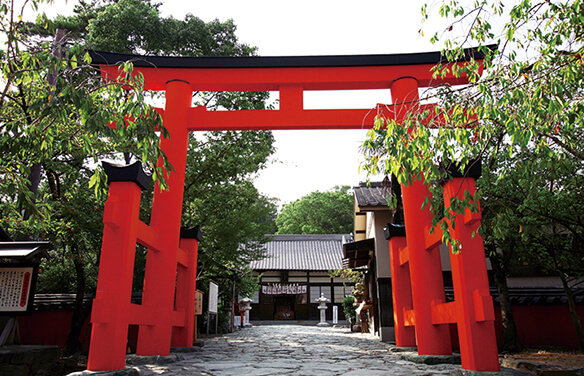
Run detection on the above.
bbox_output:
[64,243,89,355]
[45,168,59,199]
[22,163,42,221]
[559,273,584,350]
[489,252,523,352]
[390,174,404,224]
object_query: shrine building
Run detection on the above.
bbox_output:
[249,234,353,322]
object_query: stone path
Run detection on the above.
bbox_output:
[70,325,532,376]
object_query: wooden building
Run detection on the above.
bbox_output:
[249,234,353,322]
[344,182,393,340]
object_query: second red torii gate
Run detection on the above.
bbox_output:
[87,48,499,372]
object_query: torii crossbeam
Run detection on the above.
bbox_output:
[90,49,481,130]
[87,47,499,373]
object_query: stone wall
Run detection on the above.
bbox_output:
[0,345,61,376]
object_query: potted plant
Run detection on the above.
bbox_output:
[342,295,357,329]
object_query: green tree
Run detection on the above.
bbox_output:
[29,166,105,354]
[56,0,277,233]
[183,181,276,318]
[49,0,270,110]
[342,296,357,324]
[8,0,275,351]
[361,0,584,350]
[47,0,278,331]
[480,149,584,350]
[276,186,353,234]
[0,0,169,354]
[177,131,277,310]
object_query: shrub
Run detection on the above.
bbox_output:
[342,295,356,323]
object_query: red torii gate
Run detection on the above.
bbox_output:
[87,48,499,372]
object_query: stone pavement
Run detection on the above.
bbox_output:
[69,325,532,376]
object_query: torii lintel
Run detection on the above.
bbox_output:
[90,47,490,131]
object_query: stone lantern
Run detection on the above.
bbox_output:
[315,293,330,327]
[241,297,253,327]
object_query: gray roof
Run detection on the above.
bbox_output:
[250,234,350,271]
[0,241,50,261]
[353,181,388,208]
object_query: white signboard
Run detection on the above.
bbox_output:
[262,284,307,295]
[333,305,338,324]
[208,282,218,314]
[0,266,34,313]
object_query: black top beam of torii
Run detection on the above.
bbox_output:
[89,45,493,69]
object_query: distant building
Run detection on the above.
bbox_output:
[249,234,353,322]
[344,181,394,340]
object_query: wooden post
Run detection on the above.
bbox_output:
[172,226,202,347]
[88,162,151,371]
[391,77,452,355]
[137,80,192,355]
[440,162,499,371]
[384,223,416,347]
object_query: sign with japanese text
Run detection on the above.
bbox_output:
[262,284,307,295]
[194,290,203,315]
[0,265,37,314]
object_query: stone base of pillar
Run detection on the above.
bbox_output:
[317,322,330,327]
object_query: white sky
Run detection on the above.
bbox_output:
[160,0,448,205]
[39,0,450,205]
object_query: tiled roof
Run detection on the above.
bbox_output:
[353,181,388,208]
[250,234,350,271]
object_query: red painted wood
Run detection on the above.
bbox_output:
[443,177,499,371]
[388,236,416,347]
[99,62,478,92]
[136,80,193,356]
[393,77,452,356]
[87,52,497,372]
[172,237,199,347]
[87,181,142,371]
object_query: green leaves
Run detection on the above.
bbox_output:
[362,0,584,257]
[276,186,354,235]
[0,0,167,250]
[481,149,584,276]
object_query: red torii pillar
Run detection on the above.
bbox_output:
[87,162,151,371]
[136,80,193,355]
[391,77,453,356]
[384,223,415,347]
[385,160,499,372]
[88,80,199,371]
[434,162,499,371]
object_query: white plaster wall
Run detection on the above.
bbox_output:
[366,212,375,239]
[372,211,392,278]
